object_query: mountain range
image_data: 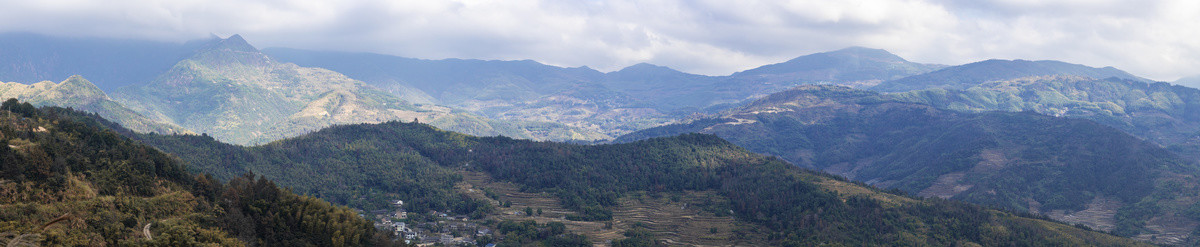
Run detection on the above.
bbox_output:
[890,75,1200,160]
[0,34,608,145]
[108,35,604,144]
[872,59,1149,92]
[0,34,946,143]
[618,85,1200,245]
[264,46,944,138]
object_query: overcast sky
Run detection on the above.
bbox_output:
[2,0,1197,81]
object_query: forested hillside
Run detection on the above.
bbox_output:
[0,99,396,246]
[129,113,1147,246]
[618,85,1200,245]
[889,75,1200,160]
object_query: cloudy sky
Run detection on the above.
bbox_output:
[2,0,1198,81]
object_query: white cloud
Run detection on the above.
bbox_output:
[0,0,1197,80]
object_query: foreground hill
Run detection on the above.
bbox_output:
[128,113,1144,245]
[889,75,1200,160]
[0,75,187,134]
[0,100,394,246]
[115,35,599,145]
[618,85,1200,245]
[265,46,941,139]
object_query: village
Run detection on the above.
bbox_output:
[368,199,498,247]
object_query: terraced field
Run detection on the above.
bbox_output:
[456,170,766,246]
[611,192,766,246]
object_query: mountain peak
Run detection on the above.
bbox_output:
[608,62,689,78]
[59,75,102,90]
[211,34,259,53]
[615,62,674,73]
[187,34,270,67]
[628,62,659,68]
[824,46,904,60]
[62,74,91,85]
[732,47,941,83]
[49,75,109,101]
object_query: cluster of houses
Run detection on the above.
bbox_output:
[370,199,497,246]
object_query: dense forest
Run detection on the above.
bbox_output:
[128,111,1148,245]
[0,99,399,246]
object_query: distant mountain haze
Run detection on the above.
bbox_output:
[0,33,208,92]
[873,59,1148,92]
[1175,75,1200,89]
[264,46,942,138]
[264,47,672,138]
[733,46,946,88]
[112,35,602,145]
[0,75,188,134]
